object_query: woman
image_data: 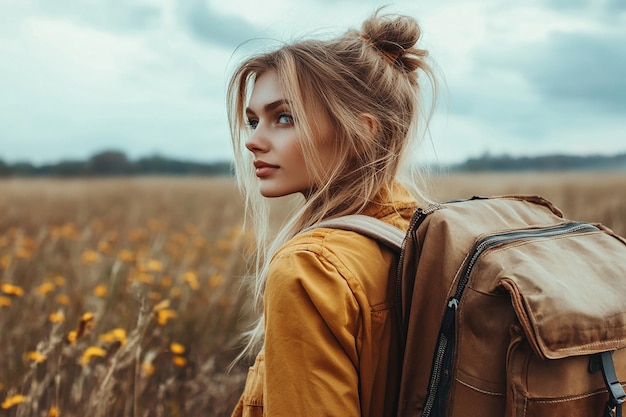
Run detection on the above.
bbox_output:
[227,9,437,417]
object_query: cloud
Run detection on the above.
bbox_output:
[178,0,265,48]
[443,5,626,142]
[606,0,626,12]
[520,31,626,112]
[544,0,589,11]
[33,0,161,33]
[469,29,626,114]
[544,0,626,21]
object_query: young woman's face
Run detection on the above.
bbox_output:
[245,70,333,198]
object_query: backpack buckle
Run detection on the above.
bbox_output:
[590,351,625,417]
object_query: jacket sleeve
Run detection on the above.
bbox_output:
[263,245,362,417]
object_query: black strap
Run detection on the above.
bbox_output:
[590,351,625,417]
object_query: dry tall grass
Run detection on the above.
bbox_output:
[0,172,624,416]
[0,177,253,417]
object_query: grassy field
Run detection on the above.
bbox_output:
[0,172,624,416]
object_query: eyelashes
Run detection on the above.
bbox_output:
[245,113,294,130]
[246,118,259,129]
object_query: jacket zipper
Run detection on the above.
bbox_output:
[420,221,599,417]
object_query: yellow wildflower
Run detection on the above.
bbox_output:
[50,223,79,240]
[97,241,111,254]
[152,299,170,311]
[170,342,185,355]
[81,312,95,323]
[81,250,100,264]
[0,296,11,307]
[209,274,224,288]
[71,312,95,341]
[48,406,59,417]
[135,273,154,284]
[93,285,108,298]
[99,328,127,346]
[26,351,47,364]
[66,223,80,239]
[169,287,182,298]
[36,282,56,296]
[172,356,187,367]
[160,276,172,288]
[141,360,155,377]
[1,283,24,297]
[49,311,65,324]
[1,394,28,409]
[80,346,107,365]
[67,330,77,345]
[15,247,33,259]
[128,228,147,243]
[0,255,10,269]
[53,275,66,286]
[21,236,36,251]
[117,249,135,263]
[156,309,177,326]
[55,294,71,306]
[217,239,233,251]
[145,259,163,273]
[182,271,199,290]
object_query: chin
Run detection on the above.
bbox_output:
[259,186,288,198]
[258,185,302,198]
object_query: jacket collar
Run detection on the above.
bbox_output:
[361,182,417,220]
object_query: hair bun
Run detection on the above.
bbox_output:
[360,12,428,73]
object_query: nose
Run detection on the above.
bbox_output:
[245,125,269,154]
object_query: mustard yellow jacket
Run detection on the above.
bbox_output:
[231,184,417,417]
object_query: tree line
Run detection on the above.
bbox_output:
[0,151,232,177]
[451,152,626,172]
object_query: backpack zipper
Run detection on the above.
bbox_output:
[396,204,443,347]
[420,221,599,417]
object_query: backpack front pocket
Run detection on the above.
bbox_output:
[505,329,624,417]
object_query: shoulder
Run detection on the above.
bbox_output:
[275,226,381,260]
[272,227,385,276]
[267,227,394,306]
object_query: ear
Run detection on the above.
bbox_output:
[360,113,378,137]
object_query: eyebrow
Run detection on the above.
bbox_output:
[245,99,290,115]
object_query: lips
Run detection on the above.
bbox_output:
[253,160,279,178]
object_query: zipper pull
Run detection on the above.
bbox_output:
[441,298,459,335]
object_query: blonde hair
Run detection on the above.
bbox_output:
[227,10,437,359]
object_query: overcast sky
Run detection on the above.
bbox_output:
[2,0,625,165]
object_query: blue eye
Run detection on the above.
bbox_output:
[277,114,294,124]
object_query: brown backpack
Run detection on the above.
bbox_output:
[316,195,626,417]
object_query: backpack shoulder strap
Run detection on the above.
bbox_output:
[306,215,404,252]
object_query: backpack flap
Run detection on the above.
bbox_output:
[497,225,626,360]
[500,224,626,359]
